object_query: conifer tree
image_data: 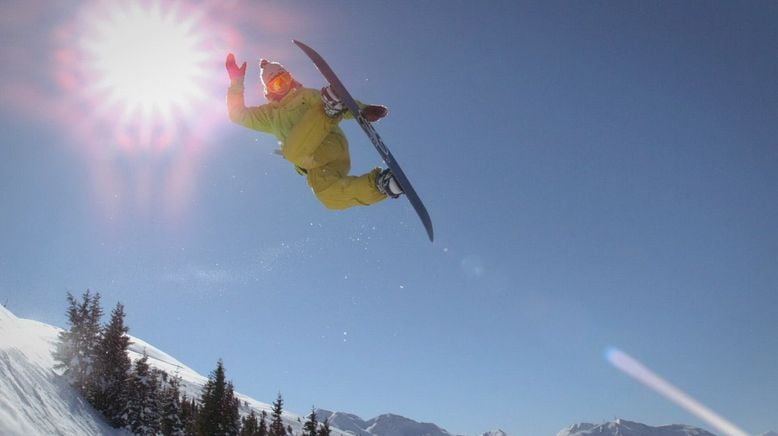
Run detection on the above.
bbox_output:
[224,381,241,435]
[180,395,199,436]
[53,290,103,398]
[269,393,287,436]
[92,302,132,427]
[241,410,260,436]
[318,418,331,436]
[161,374,186,436]
[126,352,162,435]
[198,359,225,435]
[302,408,318,436]
[197,359,240,435]
[258,410,269,436]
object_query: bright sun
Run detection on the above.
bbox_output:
[82,2,208,121]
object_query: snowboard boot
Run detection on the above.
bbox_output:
[376,168,404,199]
[321,85,347,117]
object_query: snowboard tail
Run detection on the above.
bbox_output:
[294,40,434,242]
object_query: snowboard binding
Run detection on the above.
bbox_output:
[376,168,404,198]
[321,85,346,117]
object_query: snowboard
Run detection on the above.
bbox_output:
[293,40,434,242]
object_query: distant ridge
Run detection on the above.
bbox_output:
[556,419,715,436]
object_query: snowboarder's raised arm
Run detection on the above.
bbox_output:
[225,53,276,133]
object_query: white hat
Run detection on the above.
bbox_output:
[259,59,287,85]
[259,59,299,100]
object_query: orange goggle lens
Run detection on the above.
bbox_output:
[267,73,293,93]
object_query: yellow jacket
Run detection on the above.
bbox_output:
[227,80,361,168]
[227,79,387,210]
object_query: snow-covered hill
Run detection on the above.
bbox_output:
[0,305,470,436]
[556,419,714,436]
[0,304,315,436]
[3,305,774,436]
[0,305,122,435]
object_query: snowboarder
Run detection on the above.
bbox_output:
[225,53,404,210]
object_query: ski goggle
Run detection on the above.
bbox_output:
[266,72,293,94]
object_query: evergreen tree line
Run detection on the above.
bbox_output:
[53,290,332,436]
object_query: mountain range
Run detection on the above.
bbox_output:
[316,409,457,436]
[556,419,715,436]
[1,305,773,436]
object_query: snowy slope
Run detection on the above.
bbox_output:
[556,419,714,436]
[0,305,124,435]
[0,305,324,436]
[124,332,319,435]
[0,303,455,436]
[4,305,774,436]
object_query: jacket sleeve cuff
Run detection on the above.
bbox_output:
[228,77,245,91]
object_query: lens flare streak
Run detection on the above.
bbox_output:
[606,348,748,436]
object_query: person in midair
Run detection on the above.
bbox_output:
[225,53,404,210]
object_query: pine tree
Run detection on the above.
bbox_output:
[161,374,186,436]
[197,359,240,435]
[269,393,287,436]
[126,352,162,435]
[224,381,241,435]
[241,411,260,436]
[198,359,225,435]
[92,302,132,427]
[318,418,331,436]
[180,395,199,436]
[258,410,269,436]
[302,408,318,436]
[53,293,82,380]
[53,290,103,398]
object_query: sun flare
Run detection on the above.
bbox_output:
[82,2,208,121]
[54,0,227,219]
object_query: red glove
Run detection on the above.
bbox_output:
[225,53,247,81]
[361,105,389,122]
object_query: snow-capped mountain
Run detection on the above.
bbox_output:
[4,305,774,436]
[481,430,508,436]
[316,410,374,436]
[556,419,714,436]
[316,409,454,436]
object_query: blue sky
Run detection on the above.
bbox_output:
[1,1,777,435]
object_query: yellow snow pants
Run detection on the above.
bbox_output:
[282,103,387,210]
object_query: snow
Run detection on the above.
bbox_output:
[556,419,715,436]
[0,304,316,436]
[0,305,123,435]
[3,305,775,436]
[481,430,508,436]
[316,409,454,436]
[365,413,452,436]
